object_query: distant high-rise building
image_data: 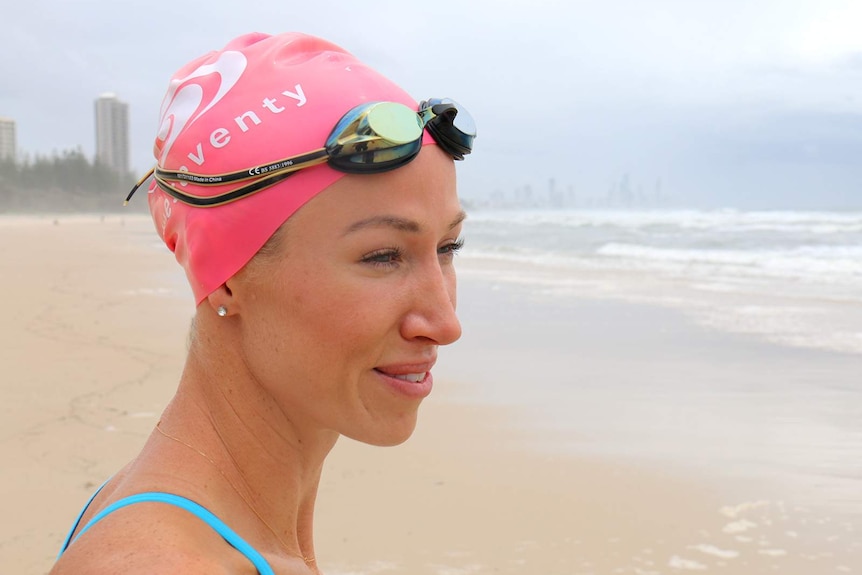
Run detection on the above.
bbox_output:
[94,93,129,174]
[0,117,16,162]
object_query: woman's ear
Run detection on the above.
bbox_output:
[205,282,234,318]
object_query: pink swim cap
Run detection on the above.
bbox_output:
[146,32,434,304]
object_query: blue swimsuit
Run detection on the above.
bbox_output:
[58,486,275,575]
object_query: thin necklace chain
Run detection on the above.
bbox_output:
[155,420,315,565]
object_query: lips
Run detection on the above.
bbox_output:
[373,368,430,384]
[374,362,435,399]
[389,372,427,383]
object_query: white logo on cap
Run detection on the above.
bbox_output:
[154,49,308,185]
[157,51,248,165]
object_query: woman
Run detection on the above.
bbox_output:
[51,31,475,574]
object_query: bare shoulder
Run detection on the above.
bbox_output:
[51,544,237,574]
[50,501,255,575]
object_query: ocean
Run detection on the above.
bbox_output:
[445,208,862,514]
[460,208,862,355]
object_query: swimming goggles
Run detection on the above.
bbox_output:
[124,98,475,207]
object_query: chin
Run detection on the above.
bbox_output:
[348,412,420,447]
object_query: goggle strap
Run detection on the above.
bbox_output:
[126,148,329,206]
[153,169,298,207]
[124,167,156,205]
[156,148,329,186]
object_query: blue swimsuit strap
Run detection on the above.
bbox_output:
[58,491,275,575]
[58,479,109,557]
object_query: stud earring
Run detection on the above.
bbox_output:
[217,306,228,317]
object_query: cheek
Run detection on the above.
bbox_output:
[248,254,406,369]
[281,274,386,351]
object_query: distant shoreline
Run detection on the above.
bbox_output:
[0,192,150,214]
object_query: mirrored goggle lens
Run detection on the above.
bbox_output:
[421,98,475,160]
[367,102,423,143]
[325,102,424,173]
[430,97,476,137]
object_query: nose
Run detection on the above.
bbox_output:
[400,260,462,346]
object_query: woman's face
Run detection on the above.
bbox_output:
[230,145,464,446]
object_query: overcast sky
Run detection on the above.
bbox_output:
[2,0,862,209]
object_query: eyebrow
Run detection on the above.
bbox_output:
[343,210,467,236]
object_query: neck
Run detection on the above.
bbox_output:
[150,335,339,565]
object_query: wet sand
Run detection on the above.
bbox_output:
[0,215,858,574]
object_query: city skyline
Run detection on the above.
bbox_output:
[1,93,131,171]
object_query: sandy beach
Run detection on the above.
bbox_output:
[1,215,859,574]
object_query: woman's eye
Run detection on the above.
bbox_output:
[361,248,403,268]
[438,238,465,258]
[361,239,463,269]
